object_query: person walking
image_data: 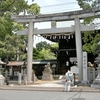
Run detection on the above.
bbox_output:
[65,70,73,92]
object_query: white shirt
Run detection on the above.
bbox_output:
[65,71,73,81]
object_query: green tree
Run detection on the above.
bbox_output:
[0,0,40,61]
[39,48,56,60]
[27,3,40,15]
[33,48,41,59]
[34,42,57,60]
[50,43,59,57]
[36,41,51,51]
[0,0,28,40]
[77,0,100,55]
[93,34,100,55]
[0,34,26,61]
[51,43,59,49]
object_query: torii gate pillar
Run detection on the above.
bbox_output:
[27,20,33,83]
[75,17,83,81]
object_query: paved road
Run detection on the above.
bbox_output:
[0,90,100,100]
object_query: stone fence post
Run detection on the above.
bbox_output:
[23,74,27,85]
[18,72,21,85]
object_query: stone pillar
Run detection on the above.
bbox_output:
[24,68,27,74]
[18,72,21,85]
[5,70,9,85]
[0,75,5,86]
[9,66,12,76]
[82,52,88,84]
[92,68,95,81]
[23,74,27,85]
[88,67,91,82]
[21,68,23,75]
[74,17,83,82]
[27,20,33,83]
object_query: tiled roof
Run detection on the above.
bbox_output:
[7,61,25,66]
[7,60,57,66]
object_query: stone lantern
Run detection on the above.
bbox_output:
[0,58,5,73]
[0,58,6,86]
[91,55,100,88]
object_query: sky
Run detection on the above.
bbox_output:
[26,0,81,47]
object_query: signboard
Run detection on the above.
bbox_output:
[83,52,87,81]
[71,66,79,74]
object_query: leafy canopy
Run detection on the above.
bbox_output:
[36,41,51,51]
[0,0,40,61]
[77,0,100,55]
[33,41,57,60]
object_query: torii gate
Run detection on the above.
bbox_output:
[11,7,100,83]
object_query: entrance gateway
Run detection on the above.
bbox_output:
[11,7,100,83]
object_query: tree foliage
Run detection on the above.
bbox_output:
[39,48,56,60]
[34,42,57,60]
[0,0,40,61]
[93,34,100,54]
[33,48,41,59]
[36,41,51,51]
[0,34,26,61]
[27,3,40,15]
[51,43,59,49]
[77,0,100,55]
